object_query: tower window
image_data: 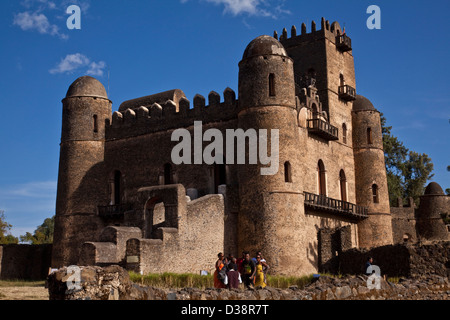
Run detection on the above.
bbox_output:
[93,114,98,133]
[367,127,373,144]
[164,163,173,185]
[318,160,326,196]
[284,161,292,183]
[372,184,379,203]
[214,160,227,193]
[342,123,347,144]
[269,73,276,97]
[339,74,345,86]
[113,170,121,205]
[339,170,347,202]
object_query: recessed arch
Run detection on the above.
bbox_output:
[339,169,347,202]
[318,160,326,196]
[372,184,379,203]
[284,161,292,183]
[269,73,276,97]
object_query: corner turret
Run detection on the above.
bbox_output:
[352,95,393,248]
[52,76,112,267]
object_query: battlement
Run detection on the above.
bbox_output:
[274,17,350,50]
[106,88,238,140]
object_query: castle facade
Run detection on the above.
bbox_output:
[52,18,449,276]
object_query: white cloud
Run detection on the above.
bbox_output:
[13,11,67,39]
[87,61,107,77]
[0,181,57,199]
[182,0,290,18]
[50,53,107,76]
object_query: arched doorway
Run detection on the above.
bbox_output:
[144,197,164,239]
[318,160,326,196]
[339,170,347,202]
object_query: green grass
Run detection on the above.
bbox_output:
[129,271,316,290]
[0,280,46,287]
[129,272,215,289]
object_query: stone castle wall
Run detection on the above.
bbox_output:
[0,244,52,280]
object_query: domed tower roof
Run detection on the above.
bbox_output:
[66,76,108,99]
[353,95,377,112]
[424,182,445,195]
[242,35,288,60]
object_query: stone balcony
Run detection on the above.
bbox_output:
[338,84,357,101]
[336,34,352,52]
[304,192,368,220]
[307,118,339,141]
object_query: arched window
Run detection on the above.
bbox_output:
[339,170,347,202]
[214,162,227,193]
[113,170,121,205]
[367,127,373,145]
[164,163,173,185]
[372,184,379,203]
[269,73,276,97]
[284,161,292,183]
[318,160,326,196]
[339,74,345,86]
[311,103,319,118]
[93,114,98,133]
[342,123,347,144]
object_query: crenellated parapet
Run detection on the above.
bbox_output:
[106,87,238,140]
[274,17,350,51]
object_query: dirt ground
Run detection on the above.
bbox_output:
[0,286,49,300]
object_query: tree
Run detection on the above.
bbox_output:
[381,114,434,206]
[20,216,55,244]
[0,210,19,244]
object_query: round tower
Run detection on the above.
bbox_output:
[52,76,112,267]
[352,95,393,248]
[237,35,305,275]
[417,182,449,241]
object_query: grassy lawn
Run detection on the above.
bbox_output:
[129,271,316,290]
[0,280,46,287]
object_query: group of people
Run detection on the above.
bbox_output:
[214,251,270,290]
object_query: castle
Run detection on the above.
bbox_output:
[52,18,449,276]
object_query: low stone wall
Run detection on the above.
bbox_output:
[47,265,450,300]
[338,241,450,278]
[0,244,53,280]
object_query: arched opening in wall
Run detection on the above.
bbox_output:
[339,170,347,202]
[284,161,292,183]
[311,103,319,119]
[367,127,373,145]
[342,123,347,144]
[339,74,345,86]
[214,161,227,194]
[307,68,316,86]
[144,197,165,239]
[372,184,379,203]
[93,114,98,133]
[402,233,412,243]
[269,73,276,97]
[318,160,327,196]
[164,163,173,185]
[113,170,122,205]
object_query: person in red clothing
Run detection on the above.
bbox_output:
[236,251,246,275]
[213,252,227,288]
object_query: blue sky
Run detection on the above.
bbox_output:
[0,0,449,238]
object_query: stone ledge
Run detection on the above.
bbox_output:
[47,265,450,300]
